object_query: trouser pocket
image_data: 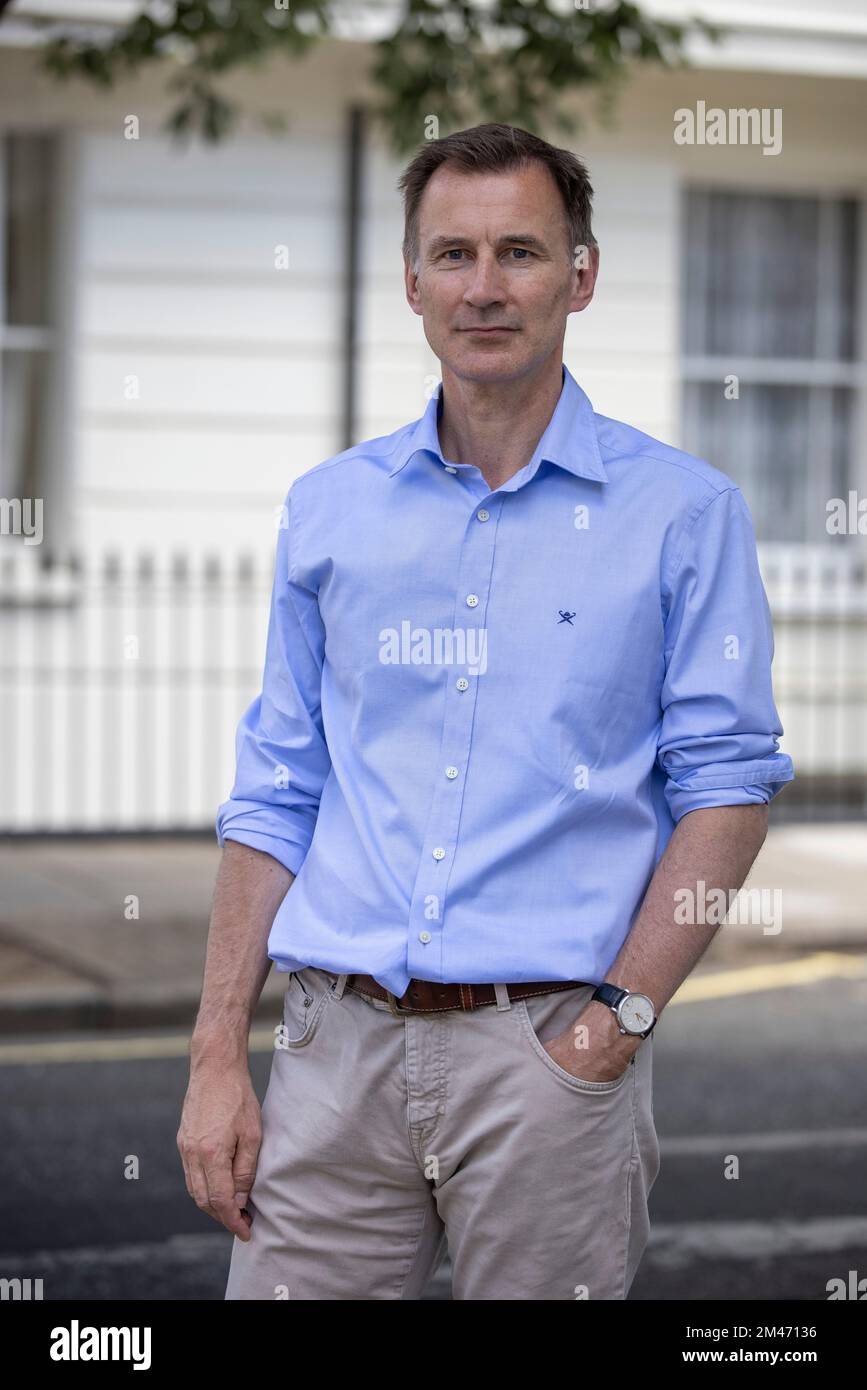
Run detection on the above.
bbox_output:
[276,968,332,1049]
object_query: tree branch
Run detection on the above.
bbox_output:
[32,1,723,151]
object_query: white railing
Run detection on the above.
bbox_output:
[0,545,864,831]
[0,549,272,833]
[759,545,867,817]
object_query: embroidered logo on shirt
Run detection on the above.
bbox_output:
[557,610,577,625]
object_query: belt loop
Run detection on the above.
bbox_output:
[494,982,512,1012]
[331,973,348,1001]
[384,990,405,1016]
[459,983,476,1011]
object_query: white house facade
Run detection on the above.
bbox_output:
[0,0,865,828]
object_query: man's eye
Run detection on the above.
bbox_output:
[441,248,532,261]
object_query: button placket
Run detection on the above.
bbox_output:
[407,492,504,979]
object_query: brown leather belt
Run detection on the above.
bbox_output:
[341,974,589,1015]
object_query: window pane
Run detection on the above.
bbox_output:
[835,202,858,361]
[1,349,49,499]
[683,190,856,361]
[4,133,56,327]
[682,382,853,545]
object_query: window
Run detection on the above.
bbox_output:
[0,132,57,524]
[681,189,859,544]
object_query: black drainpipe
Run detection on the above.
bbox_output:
[341,104,365,451]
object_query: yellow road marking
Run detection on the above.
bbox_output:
[0,953,864,1065]
[0,1025,283,1066]
[673,951,867,1003]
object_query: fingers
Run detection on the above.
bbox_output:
[176,1129,202,1207]
[177,1139,254,1239]
[231,1132,261,1213]
[188,1156,219,1220]
[229,1132,262,1243]
[177,1087,262,1243]
[178,1135,251,1240]
[201,1156,252,1240]
[179,1150,195,1203]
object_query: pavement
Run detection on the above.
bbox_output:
[0,824,865,1033]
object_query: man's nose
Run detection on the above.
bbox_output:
[462,254,507,304]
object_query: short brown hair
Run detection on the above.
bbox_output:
[397,122,596,273]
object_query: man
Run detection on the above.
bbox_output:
[178,122,794,1300]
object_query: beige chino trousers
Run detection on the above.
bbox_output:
[225,964,660,1300]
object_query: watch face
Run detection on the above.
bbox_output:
[619,993,654,1034]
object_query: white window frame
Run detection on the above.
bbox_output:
[680,185,867,563]
[0,128,80,585]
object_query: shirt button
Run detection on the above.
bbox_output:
[445,766,459,779]
[476,509,490,522]
[444,465,457,474]
[419,931,432,944]
[456,677,469,691]
[466,594,479,607]
[432,846,445,860]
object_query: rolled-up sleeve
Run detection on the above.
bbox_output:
[657,485,794,822]
[216,485,331,875]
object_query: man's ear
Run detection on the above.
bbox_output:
[570,242,599,314]
[404,256,423,317]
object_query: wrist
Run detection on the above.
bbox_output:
[591,982,657,1039]
[190,1012,252,1070]
[586,999,642,1050]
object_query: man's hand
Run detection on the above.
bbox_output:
[543,805,770,1082]
[178,840,294,1242]
[177,1062,262,1242]
[544,1000,643,1083]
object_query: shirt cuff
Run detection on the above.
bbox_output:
[665,755,794,824]
[216,825,308,877]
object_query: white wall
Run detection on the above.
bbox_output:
[1,41,866,824]
[2,44,865,561]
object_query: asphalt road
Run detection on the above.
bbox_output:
[1,946,866,1301]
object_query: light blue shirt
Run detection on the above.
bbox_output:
[217,364,794,997]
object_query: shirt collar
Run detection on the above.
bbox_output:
[385,363,608,485]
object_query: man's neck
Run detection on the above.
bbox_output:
[437,359,565,493]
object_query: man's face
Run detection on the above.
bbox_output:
[404,161,598,386]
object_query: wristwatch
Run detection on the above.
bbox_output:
[590,982,657,1038]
